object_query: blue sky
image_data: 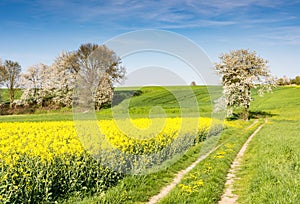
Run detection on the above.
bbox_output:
[0,0,300,84]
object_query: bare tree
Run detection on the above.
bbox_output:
[1,60,22,107]
[215,49,275,120]
[75,44,126,110]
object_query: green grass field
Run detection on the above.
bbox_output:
[234,86,300,203]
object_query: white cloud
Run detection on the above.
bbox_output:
[251,26,300,45]
[25,0,298,31]
[186,0,300,12]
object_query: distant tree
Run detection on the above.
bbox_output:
[215,49,275,120]
[291,79,296,84]
[291,76,300,85]
[190,81,196,86]
[277,78,285,86]
[1,60,22,107]
[277,75,291,86]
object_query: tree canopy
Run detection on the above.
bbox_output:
[20,43,126,109]
[215,49,275,120]
[1,60,21,107]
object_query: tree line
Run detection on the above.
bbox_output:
[1,47,295,120]
[277,75,300,86]
[0,43,126,111]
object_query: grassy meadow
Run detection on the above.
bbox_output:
[0,86,299,203]
[234,86,300,203]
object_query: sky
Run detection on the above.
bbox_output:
[0,0,300,85]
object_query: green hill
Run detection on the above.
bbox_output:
[1,85,298,123]
[101,86,222,119]
[0,86,222,122]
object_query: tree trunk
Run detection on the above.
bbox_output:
[243,86,251,121]
[9,89,14,108]
[243,104,249,121]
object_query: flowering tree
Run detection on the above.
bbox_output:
[21,44,125,109]
[215,49,275,120]
[277,76,291,86]
[47,51,78,107]
[20,63,49,106]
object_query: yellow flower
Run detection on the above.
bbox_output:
[0,117,218,165]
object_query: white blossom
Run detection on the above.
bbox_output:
[20,44,125,109]
[215,49,276,120]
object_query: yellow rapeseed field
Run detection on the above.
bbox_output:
[0,121,84,165]
[0,117,216,164]
[0,117,223,203]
